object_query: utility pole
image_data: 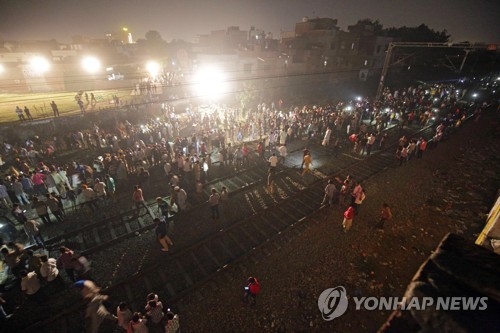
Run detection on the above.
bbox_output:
[459,49,471,74]
[375,43,395,101]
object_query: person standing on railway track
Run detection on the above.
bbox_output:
[24,218,45,248]
[267,168,276,194]
[57,246,76,282]
[321,179,338,206]
[417,138,427,159]
[154,217,174,252]
[209,188,220,220]
[81,184,98,213]
[278,144,287,164]
[31,197,53,225]
[73,280,117,333]
[46,193,64,222]
[172,186,187,212]
[105,174,116,202]
[300,147,310,169]
[366,133,376,156]
[268,153,278,171]
[40,254,65,289]
[132,185,146,215]
[220,186,229,218]
[301,152,313,176]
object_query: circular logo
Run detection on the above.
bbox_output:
[318,286,348,321]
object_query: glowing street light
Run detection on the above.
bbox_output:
[472,93,478,98]
[146,61,161,77]
[356,96,362,101]
[29,56,50,74]
[192,66,228,99]
[81,56,101,74]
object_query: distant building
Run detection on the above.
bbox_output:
[105,27,134,45]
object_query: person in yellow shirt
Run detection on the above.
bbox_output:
[301,153,313,176]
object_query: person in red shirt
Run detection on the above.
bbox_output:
[257,141,264,160]
[376,203,393,231]
[57,246,76,282]
[242,143,249,167]
[417,138,427,159]
[132,185,146,214]
[342,206,355,232]
[243,276,261,306]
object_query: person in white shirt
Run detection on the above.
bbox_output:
[117,302,133,331]
[279,129,287,145]
[322,128,332,146]
[353,189,366,215]
[208,188,220,220]
[268,153,278,169]
[278,145,287,164]
[321,179,338,206]
[175,186,187,211]
[366,133,376,155]
[93,178,107,198]
[163,162,171,177]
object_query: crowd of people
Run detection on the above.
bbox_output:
[0,78,487,330]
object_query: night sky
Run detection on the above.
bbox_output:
[0,0,498,43]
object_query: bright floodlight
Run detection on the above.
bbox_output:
[146,61,161,77]
[193,66,228,99]
[29,56,50,73]
[472,93,478,98]
[356,96,362,101]
[82,56,101,74]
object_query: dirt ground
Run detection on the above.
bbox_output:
[180,110,500,332]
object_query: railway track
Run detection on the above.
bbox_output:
[23,120,444,332]
[26,122,391,259]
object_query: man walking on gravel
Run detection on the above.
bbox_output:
[376,203,392,230]
[417,138,427,159]
[321,179,338,206]
[243,276,261,306]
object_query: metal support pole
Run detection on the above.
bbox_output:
[459,49,470,73]
[376,43,394,101]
